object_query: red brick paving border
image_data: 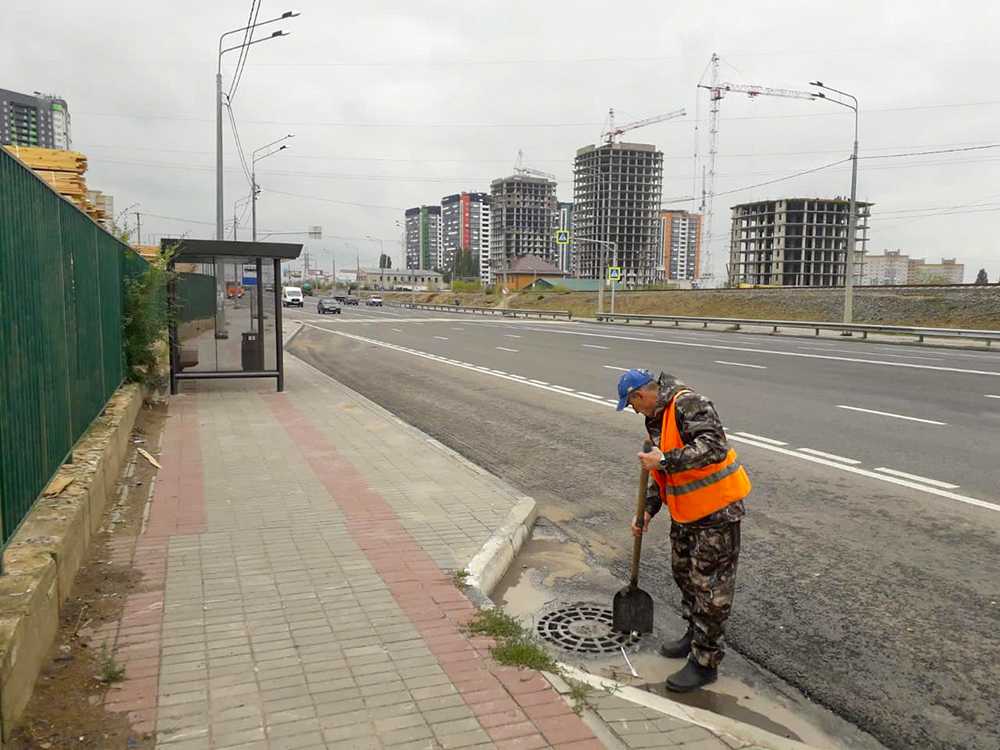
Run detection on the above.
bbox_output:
[269,394,600,748]
[99,396,206,735]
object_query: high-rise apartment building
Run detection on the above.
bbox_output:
[1,88,71,149]
[660,210,702,281]
[573,142,663,287]
[441,192,491,281]
[728,198,872,287]
[404,205,442,271]
[557,202,574,274]
[489,175,559,282]
[862,250,910,285]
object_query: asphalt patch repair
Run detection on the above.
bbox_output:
[8,402,167,750]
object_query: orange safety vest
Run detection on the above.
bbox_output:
[650,391,751,523]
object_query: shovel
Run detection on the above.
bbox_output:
[612,440,655,635]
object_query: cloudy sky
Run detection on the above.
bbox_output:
[6,1,999,281]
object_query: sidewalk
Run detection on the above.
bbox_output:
[92,354,790,750]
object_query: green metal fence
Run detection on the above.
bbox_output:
[176,272,216,322]
[0,148,147,547]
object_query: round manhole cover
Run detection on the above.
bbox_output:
[536,603,640,654]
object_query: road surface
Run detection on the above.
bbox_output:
[284,302,1000,750]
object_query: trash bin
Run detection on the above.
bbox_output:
[241,331,263,371]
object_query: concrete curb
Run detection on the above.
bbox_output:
[557,664,821,750]
[286,346,538,607]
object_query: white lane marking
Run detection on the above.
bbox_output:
[603,366,630,372]
[836,404,947,426]
[583,344,609,350]
[728,434,1000,514]
[550,385,575,392]
[734,432,787,446]
[505,334,522,338]
[508,374,526,380]
[529,379,549,386]
[302,324,999,514]
[391,328,403,333]
[873,467,960,489]
[800,345,942,361]
[496,347,519,353]
[509,325,1000,378]
[579,392,605,400]
[986,394,1000,399]
[797,448,861,465]
[451,327,465,331]
[434,336,449,340]
[715,360,767,369]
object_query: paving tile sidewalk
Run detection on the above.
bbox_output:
[92,355,774,750]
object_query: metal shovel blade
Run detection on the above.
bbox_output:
[612,584,654,634]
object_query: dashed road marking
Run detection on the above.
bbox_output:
[583,344,609,350]
[873,467,959,489]
[603,365,630,372]
[986,394,1000,399]
[434,336,449,340]
[715,360,767,369]
[496,347,519,353]
[797,448,861,465]
[734,432,787,446]
[836,404,947,426]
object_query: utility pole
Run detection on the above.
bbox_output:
[134,211,142,247]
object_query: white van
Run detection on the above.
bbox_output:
[282,286,303,307]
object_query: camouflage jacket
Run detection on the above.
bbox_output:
[644,372,746,526]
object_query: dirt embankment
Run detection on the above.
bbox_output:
[382,286,1000,329]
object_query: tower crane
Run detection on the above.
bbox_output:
[602,107,685,145]
[696,52,815,284]
[513,149,556,180]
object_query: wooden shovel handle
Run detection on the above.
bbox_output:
[630,440,653,588]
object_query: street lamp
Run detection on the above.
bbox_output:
[810,81,860,326]
[251,134,293,241]
[217,12,298,241]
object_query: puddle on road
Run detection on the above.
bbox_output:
[495,516,878,750]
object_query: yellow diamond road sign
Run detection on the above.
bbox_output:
[607,266,622,282]
[554,229,570,245]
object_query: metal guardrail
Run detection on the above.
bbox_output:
[593,312,1000,346]
[389,302,572,320]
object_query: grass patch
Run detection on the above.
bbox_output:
[491,639,559,673]
[466,608,524,640]
[565,676,593,715]
[451,569,470,588]
[96,643,125,684]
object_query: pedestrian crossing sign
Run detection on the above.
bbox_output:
[554,229,570,245]
[607,266,622,282]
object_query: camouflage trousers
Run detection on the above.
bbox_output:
[670,519,741,669]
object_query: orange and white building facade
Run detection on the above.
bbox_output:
[660,209,702,281]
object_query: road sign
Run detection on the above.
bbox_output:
[554,229,570,245]
[607,266,622,282]
[242,276,257,286]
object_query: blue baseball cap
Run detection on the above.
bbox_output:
[616,369,654,411]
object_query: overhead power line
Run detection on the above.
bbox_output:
[229,0,261,102]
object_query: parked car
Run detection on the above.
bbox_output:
[317,297,342,315]
[282,286,304,307]
[366,296,383,307]
[343,297,360,306]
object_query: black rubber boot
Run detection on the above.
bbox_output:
[665,658,718,692]
[658,629,693,659]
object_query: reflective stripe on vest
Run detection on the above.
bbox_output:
[651,390,751,523]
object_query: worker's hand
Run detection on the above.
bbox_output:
[638,447,664,472]
[631,512,652,537]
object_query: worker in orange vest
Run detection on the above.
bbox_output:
[617,369,751,692]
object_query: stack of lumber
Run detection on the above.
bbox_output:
[2,145,105,222]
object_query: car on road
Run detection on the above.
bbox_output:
[343,297,359,306]
[316,297,342,315]
[366,296,383,307]
[281,286,304,307]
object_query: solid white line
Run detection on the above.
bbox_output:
[579,392,605,400]
[505,334,522,338]
[728,434,999,514]
[715,360,767,369]
[391,328,402,333]
[303,324,999,514]
[583,344,609,350]
[986,395,1000,399]
[733,432,787,446]
[873,467,960,489]
[509,325,1000,378]
[496,347,519,353]
[434,336,449,340]
[529,379,549,386]
[836,404,947,426]
[603,365,630,372]
[797,448,861,465]
[508,374,526,379]
[800,345,942,361]
[550,385,575,392]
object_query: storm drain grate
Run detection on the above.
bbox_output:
[536,603,640,654]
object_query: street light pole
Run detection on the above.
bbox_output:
[811,82,860,326]
[251,135,293,241]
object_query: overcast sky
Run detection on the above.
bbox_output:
[5,1,999,281]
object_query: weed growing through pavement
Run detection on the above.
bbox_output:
[450,569,470,588]
[565,676,593,715]
[97,643,126,684]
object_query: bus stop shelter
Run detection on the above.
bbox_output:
[164,238,303,393]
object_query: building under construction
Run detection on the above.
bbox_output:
[489,174,559,282]
[728,198,872,287]
[573,142,663,287]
